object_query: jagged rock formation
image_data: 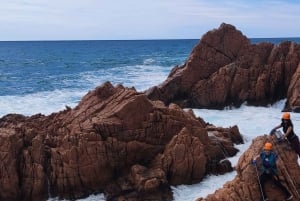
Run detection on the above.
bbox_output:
[0,82,243,201]
[146,23,300,111]
[287,63,300,112]
[196,135,300,201]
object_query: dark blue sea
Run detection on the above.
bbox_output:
[1,38,300,201]
[0,39,198,116]
[1,38,300,117]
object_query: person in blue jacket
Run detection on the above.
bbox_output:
[253,142,292,201]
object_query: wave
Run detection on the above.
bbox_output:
[0,64,171,117]
[0,89,85,117]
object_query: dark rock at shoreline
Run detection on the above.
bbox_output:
[145,23,300,111]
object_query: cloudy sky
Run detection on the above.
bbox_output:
[0,0,300,41]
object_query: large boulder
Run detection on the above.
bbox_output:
[146,23,300,111]
[0,82,243,201]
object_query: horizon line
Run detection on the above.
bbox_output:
[0,37,300,43]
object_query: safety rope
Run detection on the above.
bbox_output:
[254,162,265,200]
[271,136,300,199]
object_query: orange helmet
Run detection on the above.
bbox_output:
[264,142,272,150]
[282,112,290,120]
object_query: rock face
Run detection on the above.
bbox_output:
[0,82,243,201]
[196,135,300,201]
[287,63,300,111]
[146,23,300,111]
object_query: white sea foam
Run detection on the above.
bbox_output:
[48,194,105,201]
[79,65,170,92]
[172,172,236,201]
[0,89,85,117]
[143,58,155,65]
[0,64,170,118]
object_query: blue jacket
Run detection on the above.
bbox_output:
[260,151,278,175]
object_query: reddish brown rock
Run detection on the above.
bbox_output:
[287,63,300,111]
[105,165,172,201]
[146,23,300,111]
[0,82,243,201]
[150,127,207,185]
[196,135,300,201]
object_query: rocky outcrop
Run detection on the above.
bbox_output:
[146,23,300,111]
[0,82,243,201]
[196,135,300,201]
[287,63,300,112]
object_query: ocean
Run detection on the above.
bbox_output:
[0,40,197,116]
[0,38,300,201]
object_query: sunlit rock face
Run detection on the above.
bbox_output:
[146,23,300,111]
[0,82,242,201]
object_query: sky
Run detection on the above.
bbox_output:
[0,0,300,41]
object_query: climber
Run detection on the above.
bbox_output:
[270,112,300,157]
[252,142,293,201]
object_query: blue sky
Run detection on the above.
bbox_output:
[0,0,300,40]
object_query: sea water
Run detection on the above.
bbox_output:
[0,38,299,201]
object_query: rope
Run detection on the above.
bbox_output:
[254,162,265,200]
[271,137,300,199]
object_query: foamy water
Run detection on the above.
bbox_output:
[0,64,170,117]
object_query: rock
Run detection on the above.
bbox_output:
[287,63,300,111]
[145,23,300,111]
[150,127,207,185]
[195,135,300,201]
[0,82,243,201]
[104,165,172,201]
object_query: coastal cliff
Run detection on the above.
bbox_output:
[146,23,300,111]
